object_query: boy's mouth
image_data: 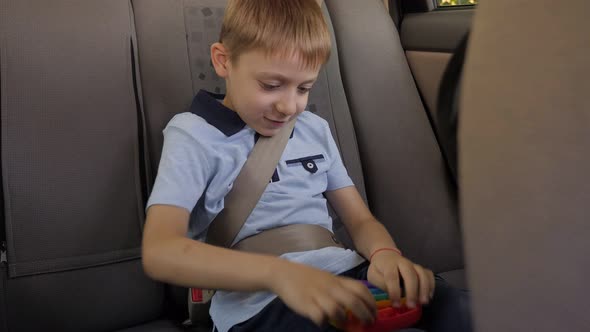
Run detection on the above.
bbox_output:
[265,117,287,127]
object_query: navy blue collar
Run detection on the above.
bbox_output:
[189,89,246,137]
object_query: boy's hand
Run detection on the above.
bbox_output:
[269,261,377,327]
[366,250,435,308]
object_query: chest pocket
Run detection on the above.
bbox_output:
[285,154,325,174]
[262,153,328,196]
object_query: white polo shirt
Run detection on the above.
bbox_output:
[147,90,365,332]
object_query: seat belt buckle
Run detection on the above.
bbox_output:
[188,288,215,326]
[190,288,214,303]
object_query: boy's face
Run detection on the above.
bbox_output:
[213,45,320,136]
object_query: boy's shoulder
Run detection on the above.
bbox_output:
[298,110,330,132]
[166,111,206,129]
[165,112,229,142]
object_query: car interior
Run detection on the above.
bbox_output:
[0,0,588,331]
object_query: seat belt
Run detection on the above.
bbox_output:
[233,223,342,256]
[188,115,344,325]
[205,116,297,248]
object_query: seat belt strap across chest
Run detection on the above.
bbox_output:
[206,116,297,248]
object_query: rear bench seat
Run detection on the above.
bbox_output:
[0,0,464,331]
[0,1,173,331]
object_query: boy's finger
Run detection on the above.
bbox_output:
[353,281,378,316]
[398,263,418,308]
[349,298,375,325]
[414,264,430,304]
[315,295,346,323]
[383,268,401,306]
[306,302,325,327]
[340,280,376,323]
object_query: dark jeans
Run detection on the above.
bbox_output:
[227,262,473,332]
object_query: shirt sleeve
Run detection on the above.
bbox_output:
[146,124,211,213]
[324,122,354,191]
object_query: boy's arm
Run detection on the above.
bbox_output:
[141,204,377,325]
[325,186,397,259]
[142,204,280,291]
[325,186,435,307]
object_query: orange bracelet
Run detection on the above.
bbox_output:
[369,247,402,261]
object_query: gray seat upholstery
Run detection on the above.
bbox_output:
[325,0,464,279]
[0,0,178,331]
[0,0,464,330]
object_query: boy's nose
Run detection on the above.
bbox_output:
[275,99,297,117]
[275,103,297,116]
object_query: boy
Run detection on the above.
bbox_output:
[142,0,470,331]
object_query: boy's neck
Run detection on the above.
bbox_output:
[222,95,236,112]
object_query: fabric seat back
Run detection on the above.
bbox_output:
[0,1,164,330]
[325,0,463,274]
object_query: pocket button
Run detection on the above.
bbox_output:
[301,160,318,174]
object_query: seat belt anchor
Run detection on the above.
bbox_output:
[1,241,7,263]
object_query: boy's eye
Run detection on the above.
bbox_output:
[298,86,312,94]
[260,82,280,91]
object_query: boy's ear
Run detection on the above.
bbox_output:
[211,42,230,78]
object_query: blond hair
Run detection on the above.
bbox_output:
[219,0,331,69]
